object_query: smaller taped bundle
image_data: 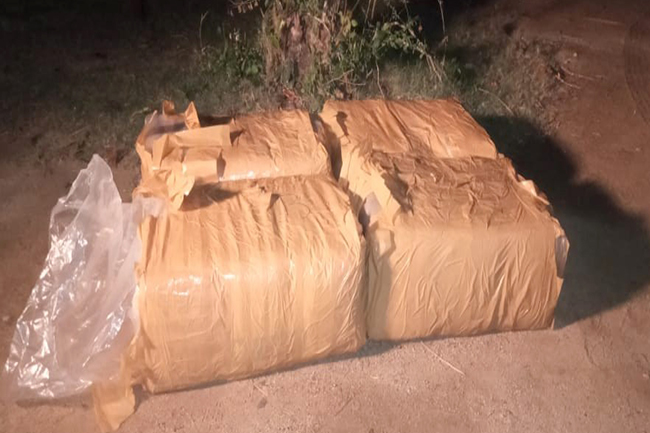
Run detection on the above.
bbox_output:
[94,174,366,430]
[319,99,498,159]
[318,98,498,215]
[364,153,568,340]
[136,102,330,207]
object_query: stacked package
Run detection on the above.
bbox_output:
[3,98,567,432]
[320,99,568,340]
[135,102,331,208]
[132,176,365,392]
[92,103,366,430]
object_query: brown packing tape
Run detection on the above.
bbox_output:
[134,101,204,208]
[319,98,498,160]
[94,175,366,429]
[133,167,195,210]
[318,98,499,217]
[364,154,567,340]
[224,110,331,182]
[92,373,135,433]
[317,99,568,341]
[136,101,201,156]
[135,105,331,208]
[93,98,568,430]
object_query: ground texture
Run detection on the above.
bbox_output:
[1,0,650,432]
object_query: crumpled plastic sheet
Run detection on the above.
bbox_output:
[1,155,163,400]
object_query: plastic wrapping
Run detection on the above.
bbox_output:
[93,174,366,430]
[1,156,163,400]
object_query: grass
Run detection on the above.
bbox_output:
[0,2,563,166]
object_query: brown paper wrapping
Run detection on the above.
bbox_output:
[94,175,366,429]
[319,98,496,171]
[365,153,567,340]
[132,175,365,391]
[92,98,568,430]
[318,99,568,340]
[319,98,498,213]
[135,104,330,207]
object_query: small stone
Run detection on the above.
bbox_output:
[1,315,10,325]
[257,397,268,409]
[642,372,649,380]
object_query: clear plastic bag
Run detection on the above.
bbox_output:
[2,155,163,400]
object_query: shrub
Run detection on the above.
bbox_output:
[204,0,440,109]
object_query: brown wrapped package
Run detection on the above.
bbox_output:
[318,99,567,340]
[319,99,497,158]
[94,174,366,429]
[318,98,498,214]
[363,153,568,340]
[223,110,331,181]
[135,103,330,207]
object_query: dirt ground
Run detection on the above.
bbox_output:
[2,0,650,432]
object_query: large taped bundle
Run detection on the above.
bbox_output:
[89,103,363,430]
[134,175,365,389]
[318,99,568,340]
[94,174,366,430]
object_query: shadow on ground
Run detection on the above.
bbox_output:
[478,116,650,327]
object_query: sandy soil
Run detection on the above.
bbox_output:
[1,0,650,432]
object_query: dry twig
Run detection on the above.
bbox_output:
[478,87,514,115]
[421,342,466,376]
[561,66,600,82]
[553,72,581,89]
[437,0,446,35]
[253,382,268,397]
[199,11,209,53]
[376,61,385,98]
